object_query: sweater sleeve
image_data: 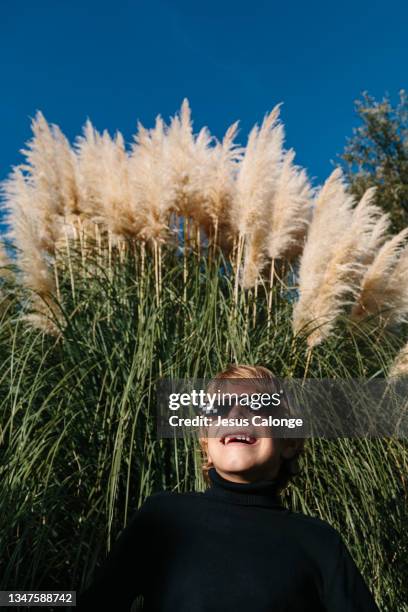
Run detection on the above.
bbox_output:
[323,534,380,612]
[75,501,151,611]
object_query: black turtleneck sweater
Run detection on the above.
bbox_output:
[75,468,379,611]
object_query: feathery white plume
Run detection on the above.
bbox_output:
[76,122,141,240]
[351,228,408,324]
[233,104,284,288]
[165,99,207,220]
[1,113,82,330]
[14,112,80,253]
[267,149,313,261]
[2,167,58,333]
[389,341,408,378]
[189,120,242,248]
[130,116,175,243]
[293,173,383,346]
[3,167,55,296]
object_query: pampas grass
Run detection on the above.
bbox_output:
[389,341,408,377]
[293,172,387,346]
[129,116,175,244]
[76,123,136,240]
[0,241,9,269]
[267,149,313,261]
[2,166,58,332]
[1,100,408,350]
[233,105,284,288]
[165,98,211,223]
[188,120,242,252]
[351,228,408,325]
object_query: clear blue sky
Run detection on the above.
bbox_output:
[1,0,407,229]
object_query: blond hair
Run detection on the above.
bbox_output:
[199,364,304,492]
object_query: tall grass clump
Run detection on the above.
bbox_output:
[1,101,408,611]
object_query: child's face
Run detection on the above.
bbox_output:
[203,382,298,483]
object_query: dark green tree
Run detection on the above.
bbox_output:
[340,90,408,232]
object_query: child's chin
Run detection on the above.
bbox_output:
[221,455,258,472]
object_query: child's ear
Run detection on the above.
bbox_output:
[199,436,212,463]
[206,443,213,465]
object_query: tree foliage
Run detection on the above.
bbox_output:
[341,90,408,232]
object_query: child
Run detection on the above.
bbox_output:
[76,364,380,611]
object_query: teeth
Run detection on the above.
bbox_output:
[224,434,254,444]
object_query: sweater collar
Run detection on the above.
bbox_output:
[204,467,284,509]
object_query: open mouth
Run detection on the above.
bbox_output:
[220,433,257,445]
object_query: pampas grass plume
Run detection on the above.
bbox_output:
[233,104,284,288]
[293,173,383,346]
